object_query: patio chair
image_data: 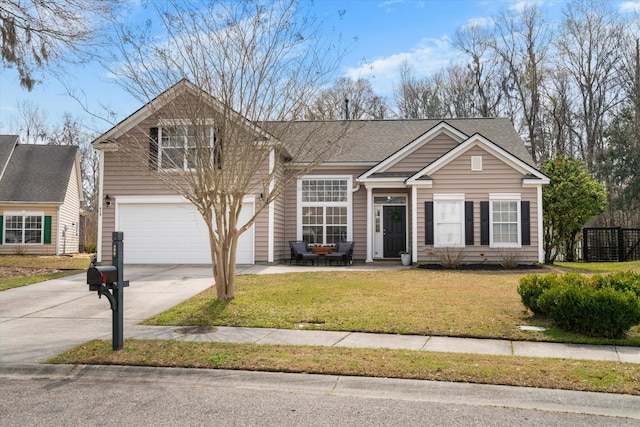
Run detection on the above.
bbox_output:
[290,241,320,265]
[325,241,354,266]
[289,240,306,264]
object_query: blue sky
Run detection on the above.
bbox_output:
[1,0,639,137]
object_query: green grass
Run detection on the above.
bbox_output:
[145,268,640,346]
[0,254,93,269]
[0,253,92,291]
[0,270,83,291]
[49,339,640,395]
[555,260,640,273]
[50,261,640,395]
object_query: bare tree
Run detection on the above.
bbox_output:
[554,0,626,169]
[453,23,507,118]
[103,0,350,300]
[489,4,552,164]
[394,61,446,119]
[0,0,119,90]
[10,99,49,144]
[305,77,388,120]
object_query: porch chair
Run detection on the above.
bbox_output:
[325,241,354,266]
[290,241,320,265]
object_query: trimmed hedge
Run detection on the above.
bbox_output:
[517,271,640,338]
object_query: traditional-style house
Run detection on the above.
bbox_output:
[0,135,82,255]
[93,80,549,265]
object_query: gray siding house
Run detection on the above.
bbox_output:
[93,80,549,265]
[0,135,82,255]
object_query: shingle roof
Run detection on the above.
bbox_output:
[0,135,18,178]
[265,118,534,166]
[0,140,78,203]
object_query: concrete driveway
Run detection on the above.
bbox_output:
[0,265,215,363]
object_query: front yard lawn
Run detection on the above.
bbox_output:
[146,267,640,346]
[0,254,93,291]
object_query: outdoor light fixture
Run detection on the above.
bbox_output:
[104,194,111,207]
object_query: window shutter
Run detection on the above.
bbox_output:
[44,216,52,244]
[465,201,474,245]
[521,201,531,246]
[149,127,159,170]
[425,201,434,245]
[0,215,3,244]
[480,201,489,245]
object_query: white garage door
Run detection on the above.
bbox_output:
[117,200,254,264]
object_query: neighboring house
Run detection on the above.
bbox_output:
[93,80,549,265]
[0,135,82,255]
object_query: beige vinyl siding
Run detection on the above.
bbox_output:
[100,103,274,262]
[417,145,539,264]
[0,204,59,255]
[272,161,287,262]
[386,134,458,173]
[283,168,368,262]
[57,160,81,254]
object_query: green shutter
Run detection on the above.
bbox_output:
[44,216,52,244]
[0,215,3,245]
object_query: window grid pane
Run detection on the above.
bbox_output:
[300,179,348,245]
[492,201,518,244]
[4,214,42,244]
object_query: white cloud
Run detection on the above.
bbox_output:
[463,16,493,29]
[620,1,640,12]
[343,36,455,97]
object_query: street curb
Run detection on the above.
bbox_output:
[2,363,639,420]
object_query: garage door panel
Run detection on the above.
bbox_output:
[117,202,253,264]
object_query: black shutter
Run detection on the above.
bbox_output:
[521,201,531,246]
[480,201,489,245]
[149,127,159,170]
[425,201,434,245]
[465,201,474,245]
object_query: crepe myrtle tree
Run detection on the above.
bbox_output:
[103,0,353,301]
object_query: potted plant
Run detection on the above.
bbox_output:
[399,251,412,266]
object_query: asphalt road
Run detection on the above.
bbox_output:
[1,365,639,426]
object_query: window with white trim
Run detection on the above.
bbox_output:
[490,194,521,247]
[3,212,44,244]
[434,194,464,247]
[159,126,217,170]
[299,178,350,244]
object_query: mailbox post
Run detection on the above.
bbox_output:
[87,231,129,350]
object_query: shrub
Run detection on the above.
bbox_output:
[537,283,640,339]
[434,247,466,268]
[591,271,640,297]
[517,273,586,315]
[497,250,521,269]
[82,241,98,254]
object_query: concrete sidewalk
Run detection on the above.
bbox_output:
[1,264,639,364]
[127,325,640,363]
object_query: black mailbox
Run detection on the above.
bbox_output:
[87,265,118,289]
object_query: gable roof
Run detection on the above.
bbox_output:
[406,133,549,185]
[0,139,79,203]
[92,79,280,150]
[266,117,534,166]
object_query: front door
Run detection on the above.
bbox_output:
[383,206,406,258]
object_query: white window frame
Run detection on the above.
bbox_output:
[433,194,465,248]
[297,176,352,244]
[489,193,521,248]
[158,124,215,171]
[3,211,45,245]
